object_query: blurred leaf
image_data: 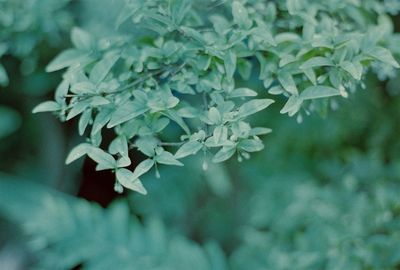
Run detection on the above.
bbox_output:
[0,106,21,139]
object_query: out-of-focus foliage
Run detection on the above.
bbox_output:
[33,0,400,193]
[0,0,72,85]
[0,105,21,139]
[0,177,227,270]
[0,0,74,182]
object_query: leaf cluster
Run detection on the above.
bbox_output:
[34,0,400,193]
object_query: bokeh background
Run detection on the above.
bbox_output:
[1,1,400,269]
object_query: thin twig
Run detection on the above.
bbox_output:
[129,141,185,150]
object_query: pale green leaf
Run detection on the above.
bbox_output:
[71,27,93,51]
[169,0,192,25]
[132,159,155,179]
[278,72,298,95]
[116,168,147,195]
[300,57,334,69]
[232,1,251,29]
[228,88,257,98]
[367,46,400,68]
[66,99,92,121]
[79,109,92,136]
[109,136,128,156]
[46,49,89,72]
[280,95,303,115]
[174,141,203,159]
[212,145,236,163]
[238,139,264,152]
[89,53,120,85]
[249,127,272,136]
[32,101,61,113]
[107,101,148,128]
[224,50,236,79]
[208,107,222,125]
[238,99,275,118]
[340,61,363,80]
[156,151,183,166]
[87,147,116,171]
[65,143,92,164]
[300,85,341,100]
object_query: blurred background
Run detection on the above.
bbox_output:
[1,0,400,269]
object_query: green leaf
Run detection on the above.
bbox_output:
[91,96,110,106]
[71,27,93,51]
[303,68,317,85]
[367,46,400,68]
[92,109,112,134]
[65,143,92,164]
[116,2,140,27]
[238,99,275,118]
[210,15,231,36]
[109,136,128,156]
[237,59,252,80]
[300,57,334,69]
[151,118,170,133]
[135,137,158,157]
[79,109,92,136]
[212,146,236,163]
[116,168,147,195]
[268,86,284,95]
[89,53,120,85]
[278,72,298,95]
[162,110,190,135]
[228,88,257,98]
[180,26,207,45]
[213,126,228,145]
[286,0,301,15]
[66,99,92,121]
[340,61,363,80]
[55,79,70,103]
[208,107,222,125]
[87,147,116,171]
[132,159,155,179]
[300,85,341,100]
[156,151,183,166]
[107,101,148,128]
[169,0,192,25]
[46,49,89,72]
[0,106,21,139]
[224,50,236,79]
[329,68,342,88]
[238,139,264,152]
[70,82,96,95]
[117,156,131,168]
[280,95,302,115]
[174,141,203,159]
[32,101,61,113]
[232,1,251,29]
[249,127,272,136]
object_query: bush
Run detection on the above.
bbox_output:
[1,0,400,269]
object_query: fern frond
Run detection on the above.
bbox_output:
[0,176,227,270]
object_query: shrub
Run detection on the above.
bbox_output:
[34,0,400,194]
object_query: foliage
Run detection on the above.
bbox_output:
[2,77,400,269]
[33,0,400,193]
[1,1,400,269]
[0,176,228,270]
[0,0,72,86]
